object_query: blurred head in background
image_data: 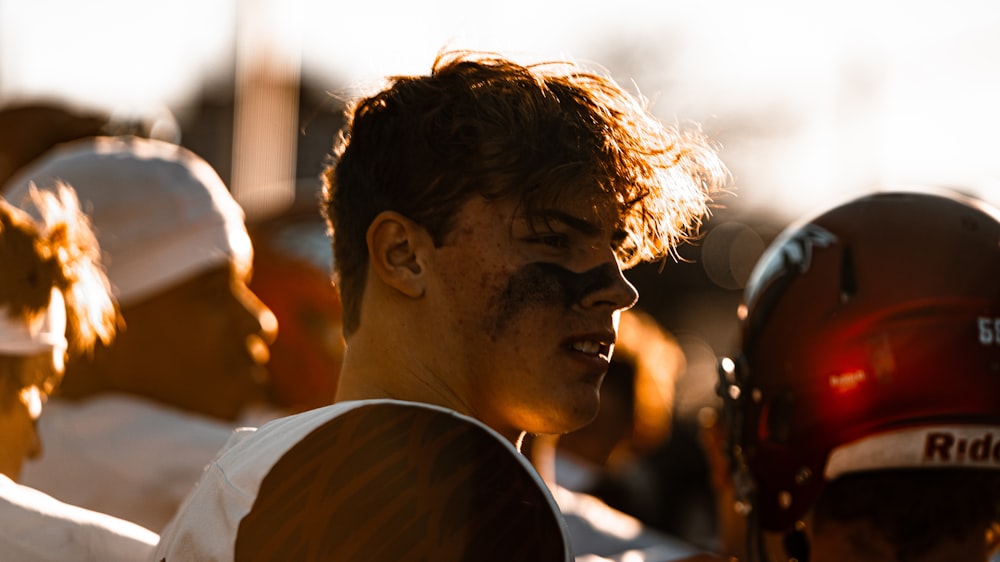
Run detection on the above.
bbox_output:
[249,203,344,412]
[4,136,276,421]
[0,102,108,187]
[0,185,115,479]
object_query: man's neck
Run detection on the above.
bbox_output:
[336,337,527,448]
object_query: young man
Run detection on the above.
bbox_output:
[155,50,729,561]
[0,185,158,560]
[3,136,279,531]
[716,190,1000,562]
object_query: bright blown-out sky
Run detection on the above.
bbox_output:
[2,0,1000,221]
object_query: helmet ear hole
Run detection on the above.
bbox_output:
[782,526,810,561]
[763,390,795,444]
[839,245,856,301]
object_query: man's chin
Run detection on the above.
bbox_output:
[535,400,601,436]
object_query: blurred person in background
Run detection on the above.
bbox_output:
[248,184,345,413]
[0,100,180,189]
[716,190,1000,561]
[3,135,279,532]
[154,50,730,561]
[0,102,108,187]
[0,185,158,560]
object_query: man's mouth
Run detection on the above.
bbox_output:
[569,339,613,360]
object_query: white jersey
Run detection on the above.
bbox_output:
[0,473,157,561]
[19,394,242,532]
[553,485,707,561]
[154,399,573,562]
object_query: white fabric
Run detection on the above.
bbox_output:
[19,394,243,532]
[153,399,573,562]
[4,136,252,305]
[0,290,66,355]
[0,473,157,562]
[554,450,603,492]
[826,424,1000,479]
[552,485,705,562]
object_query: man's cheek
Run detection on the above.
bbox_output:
[488,262,622,334]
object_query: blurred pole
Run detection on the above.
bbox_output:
[0,0,7,99]
[231,0,302,222]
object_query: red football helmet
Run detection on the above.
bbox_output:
[718,189,1000,533]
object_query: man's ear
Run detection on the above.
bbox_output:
[366,211,431,298]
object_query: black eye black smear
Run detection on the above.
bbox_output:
[487,262,622,336]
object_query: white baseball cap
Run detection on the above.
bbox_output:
[4,136,252,305]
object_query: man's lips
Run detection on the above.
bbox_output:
[565,331,616,362]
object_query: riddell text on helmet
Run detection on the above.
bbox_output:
[924,431,1000,464]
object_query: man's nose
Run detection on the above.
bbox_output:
[579,261,639,312]
[236,285,279,345]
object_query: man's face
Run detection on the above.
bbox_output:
[106,263,277,420]
[426,195,638,439]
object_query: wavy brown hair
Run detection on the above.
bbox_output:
[323,50,729,335]
[0,184,116,404]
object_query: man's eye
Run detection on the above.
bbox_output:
[531,234,569,249]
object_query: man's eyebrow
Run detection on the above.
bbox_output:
[528,210,602,236]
